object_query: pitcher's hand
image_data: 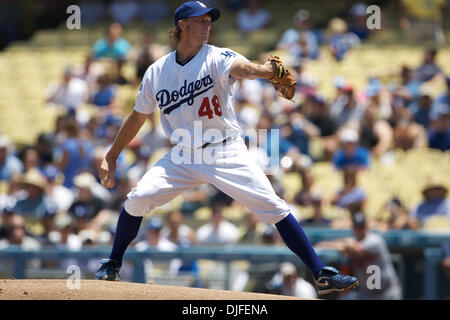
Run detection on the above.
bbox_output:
[99,157,116,189]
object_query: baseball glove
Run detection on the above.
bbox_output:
[268,55,296,101]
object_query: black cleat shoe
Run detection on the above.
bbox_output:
[314,266,359,295]
[95,258,121,281]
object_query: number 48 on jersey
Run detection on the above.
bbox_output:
[198,95,222,119]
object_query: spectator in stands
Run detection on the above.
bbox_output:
[307,95,338,139]
[385,197,420,230]
[413,86,433,128]
[332,128,371,170]
[410,176,450,225]
[91,73,118,113]
[277,9,320,61]
[140,113,170,156]
[331,166,367,216]
[238,211,266,244]
[80,0,105,26]
[306,95,339,160]
[256,113,308,171]
[140,0,169,25]
[56,117,93,189]
[232,224,283,293]
[316,212,402,300]
[365,78,392,120]
[327,17,360,62]
[45,67,89,112]
[113,59,128,86]
[394,66,421,108]
[68,172,112,233]
[432,77,450,115]
[13,168,56,219]
[427,106,450,151]
[400,0,446,44]
[0,214,40,250]
[413,48,444,83]
[266,262,317,298]
[281,111,319,158]
[0,134,23,182]
[41,165,74,214]
[92,23,131,61]
[236,0,272,34]
[330,85,365,128]
[348,2,370,41]
[136,218,176,251]
[300,192,332,228]
[0,206,15,239]
[359,106,393,158]
[161,210,196,246]
[19,147,40,173]
[135,32,157,83]
[294,168,320,207]
[135,218,194,285]
[35,133,55,167]
[108,0,139,26]
[45,213,82,269]
[196,205,239,245]
[392,106,428,151]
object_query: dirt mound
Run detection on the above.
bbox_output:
[0,279,306,300]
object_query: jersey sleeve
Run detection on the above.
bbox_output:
[213,47,250,87]
[133,69,157,115]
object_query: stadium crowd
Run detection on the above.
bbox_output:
[0,0,450,298]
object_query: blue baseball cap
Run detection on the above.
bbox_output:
[174,1,221,27]
[147,217,163,231]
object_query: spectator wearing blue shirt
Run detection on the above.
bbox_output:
[282,110,320,157]
[328,18,360,62]
[13,168,57,219]
[348,3,371,41]
[333,128,371,170]
[92,23,131,61]
[276,9,320,61]
[393,66,421,112]
[410,177,450,225]
[413,87,433,128]
[0,134,23,181]
[57,118,92,189]
[91,73,118,113]
[428,108,450,151]
[432,77,450,115]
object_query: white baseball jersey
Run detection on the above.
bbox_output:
[134,44,248,148]
[124,44,290,224]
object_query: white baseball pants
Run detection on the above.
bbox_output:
[124,136,290,224]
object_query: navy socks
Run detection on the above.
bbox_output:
[109,208,143,266]
[275,213,325,278]
[108,209,323,277]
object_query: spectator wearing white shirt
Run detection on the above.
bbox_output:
[196,205,239,245]
[45,67,89,113]
[267,262,318,299]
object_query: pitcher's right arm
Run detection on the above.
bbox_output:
[99,110,148,188]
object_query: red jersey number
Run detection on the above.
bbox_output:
[198,95,222,119]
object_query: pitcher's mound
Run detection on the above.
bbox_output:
[0,279,307,300]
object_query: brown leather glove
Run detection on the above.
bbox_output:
[268,55,297,101]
